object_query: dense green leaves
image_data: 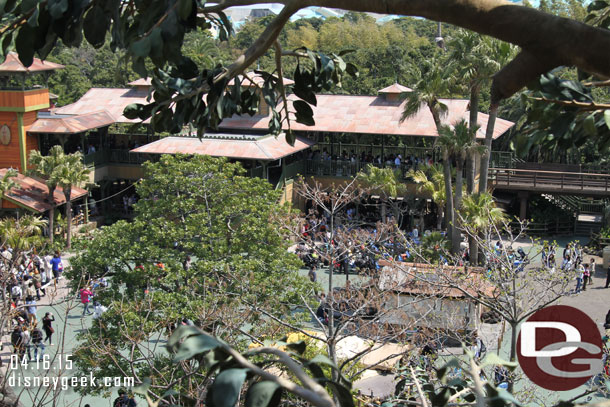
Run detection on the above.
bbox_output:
[67,155,308,396]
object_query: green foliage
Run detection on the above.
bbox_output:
[149,325,353,407]
[359,165,406,199]
[67,155,310,396]
[459,193,506,232]
[513,73,610,159]
[419,231,450,264]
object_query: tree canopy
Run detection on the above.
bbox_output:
[66,155,310,396]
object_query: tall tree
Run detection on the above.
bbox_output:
[28,146,66,245]
[67,155,309,396]
[448,30,509,193]
[477,40,517,193]
[55,153,91,249]
[458,192,505,264]
[401,60,456,251]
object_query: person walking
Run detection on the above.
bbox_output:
[575,264,584,294]
[31,325,45,361]
[80,286,93,316]
[583,263,590,291]
[21,325,31,361]
[49,251,63,280]
[11,326,24,360]
[42,312,55,345]
[25,296,37,324]
[588,258,596,286]
[113,390,137,407]
[32,269,44,299]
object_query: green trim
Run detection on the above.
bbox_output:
[2,195,38,213]
[0,103,49,112]
[17,112,26,171]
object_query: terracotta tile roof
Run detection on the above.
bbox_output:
[28,110,116,134]
[228,71,295,87]
[220,94,514,140]
[378,83,412,93]
[0,52,64,73]
[55,88,151,123]
[131,133,314,160]
[0,169,88,213]
[128,78,152,86]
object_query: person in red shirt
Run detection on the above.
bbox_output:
[80,286,93,316]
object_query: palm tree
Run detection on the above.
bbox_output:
[29,146,66,245]
[55,153,91,249]
[401,59,456,251]
[435,134,459,254]
[478,40,517,193]
[448,31,502,193]
[459,192,506,264]
[359,165,406,223]
[437,120,484,209]
[409,165,445,230]
[401,60,452,131]
[0,215,48,251]
[0,169,18,208]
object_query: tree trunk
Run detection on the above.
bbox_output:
[437,206,444,230]
[466,85,479,194]
[65,188,72,249]
[478,103,498,193]
[454,160,465,256]
[469,235,478,266]
[508,321,518,393]
[381,201,387,222]
[442,155,457,254]
[47,186,58,245]
[455,160,464,210]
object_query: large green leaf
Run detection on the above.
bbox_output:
[83,5,110,48]
[245,381,282,407]
[210,368,249,407]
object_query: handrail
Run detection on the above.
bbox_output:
[489,167,610,178]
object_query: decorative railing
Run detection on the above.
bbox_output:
[490,168,610,193]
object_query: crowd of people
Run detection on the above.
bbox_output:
[307,148,437,177]
[6,250,64,362]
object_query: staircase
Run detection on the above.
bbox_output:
[542,194,606,236]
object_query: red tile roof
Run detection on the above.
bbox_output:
[55,88,151,123]
[55,86,513,140]
[220,94,513,140]
[131,133,314,160]
[28,110,116,134]
[0,52,64,73]
[0,169,88,213]
[378,83,413,93]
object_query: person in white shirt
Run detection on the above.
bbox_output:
[412,227,419,239]
[394,155,401,167]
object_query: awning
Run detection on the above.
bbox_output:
[0,169,88,213]
[131,133,315,161]
[28,110,116,134]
